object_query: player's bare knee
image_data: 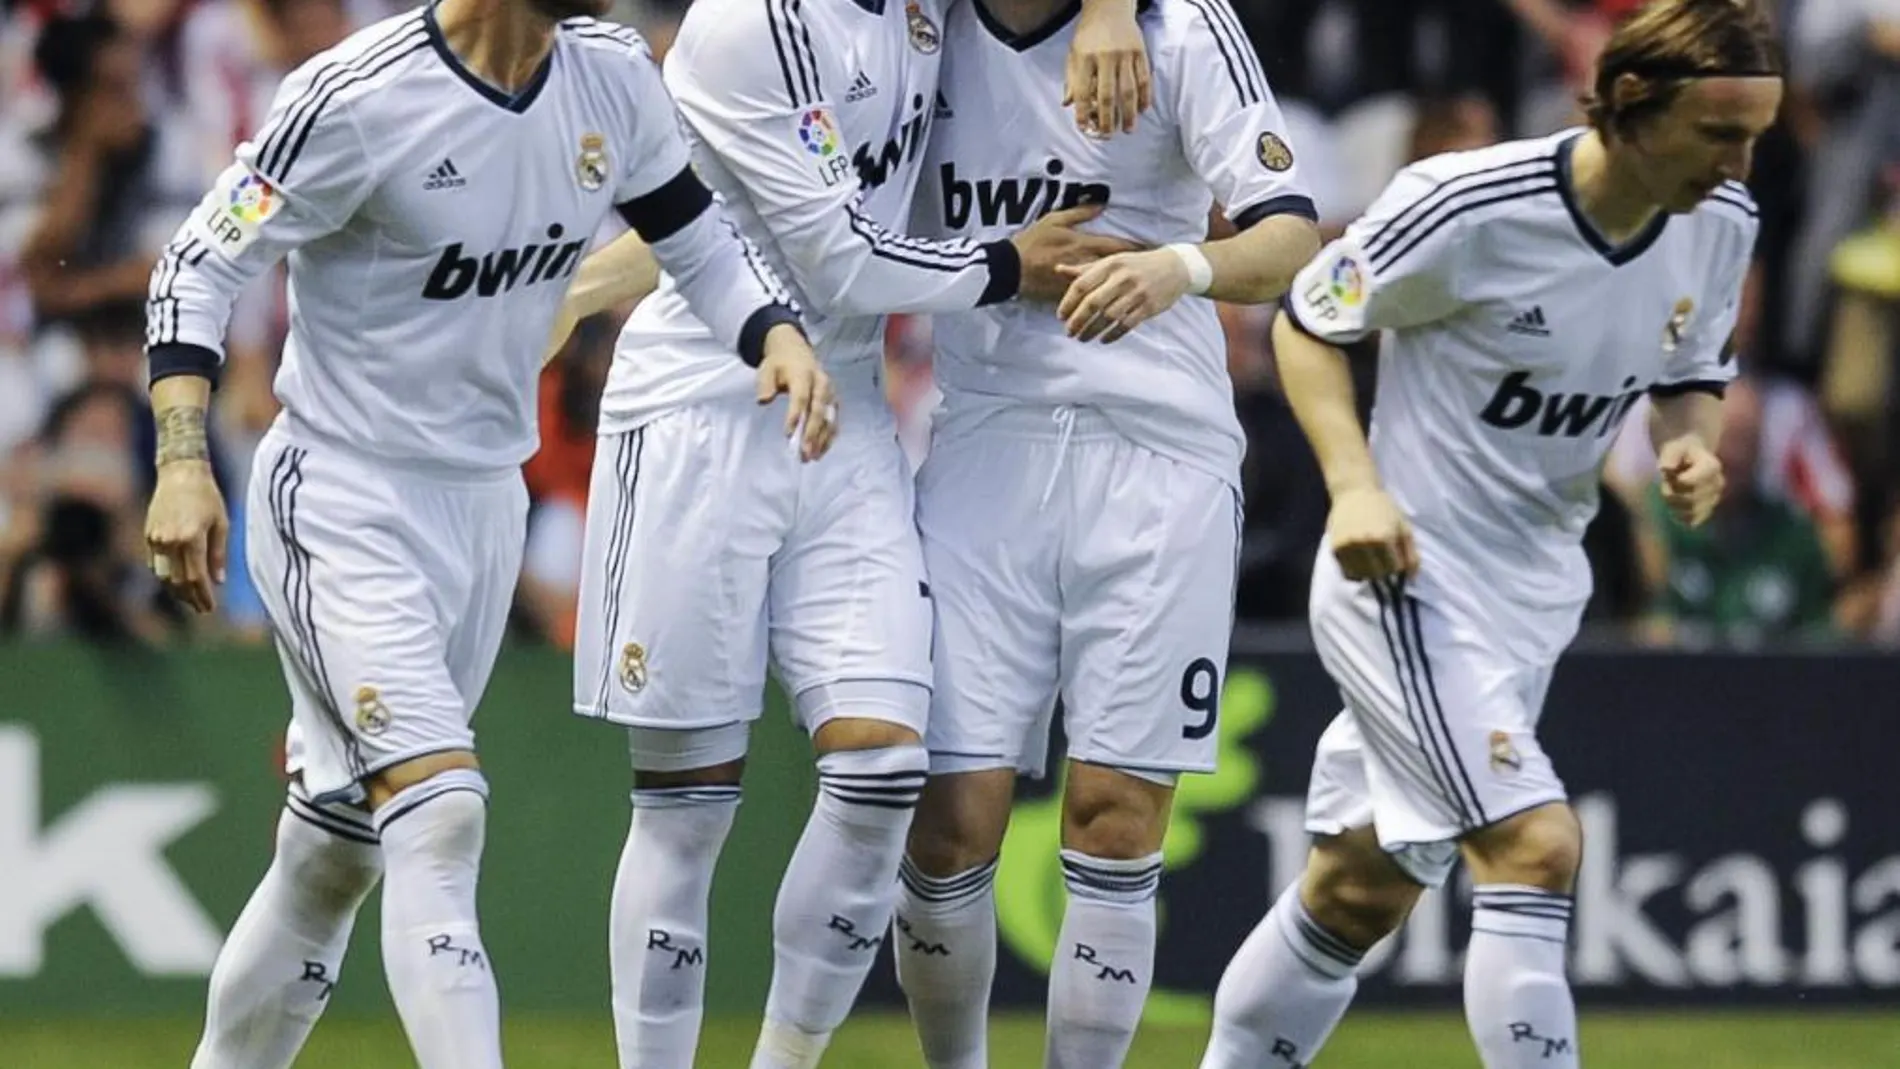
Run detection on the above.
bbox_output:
[801,679,929,754]
[633,760,746,791]
[1061,763,1173,860]
[812,716,922,754]
[363,750,480,810]
[1302,830,1421,948]
[1464,803,1582,891]
[906,770,1015,876]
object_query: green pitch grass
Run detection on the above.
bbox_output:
[5,1010,1895,1068]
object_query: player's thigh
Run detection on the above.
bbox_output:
[1303,712,1459,890]
[444,475,531,712]
[769,432,936,730]
[574,410,792,728]
[1310,556,1566,861]
[246,438,474,805]
[1060,446,1240,777]
[912,428,1065,777]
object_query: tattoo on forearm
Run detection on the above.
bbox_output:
[155,406,210,466]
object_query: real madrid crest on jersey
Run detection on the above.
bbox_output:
[576,132,609,192]
[1255,131,1294,172]
[1663,297,1695,354]
[906,1,940,53]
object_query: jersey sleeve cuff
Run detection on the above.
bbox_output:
[1232,195,1320,231]
[976,239,1021,306]
[1648,379,1728,400]
[147,343,223,388]
[737,303,803,368]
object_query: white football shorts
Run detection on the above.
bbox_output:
[918,404,1241,779]
[1303,549,1569,886]
[247,422,527,805]
[572,389,933,737]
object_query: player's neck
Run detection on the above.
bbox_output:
[1567,129,1663,244]
[434,0,557,93]
[977,0,1073,37]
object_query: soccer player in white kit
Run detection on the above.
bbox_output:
[562,0,1146,1062]
[886,2,1320,1067]
[138,0,822,1064]
[1198,4,1783,1069]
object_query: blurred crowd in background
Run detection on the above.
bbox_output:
[3,0,1899,651]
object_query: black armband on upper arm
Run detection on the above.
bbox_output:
[1648,380,1727,400]
[616,166,715,244]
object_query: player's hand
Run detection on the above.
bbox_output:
[1063,0,1151,136]
[1657,436,1724,528]
[1011,205,1142,304]
[755,324,837,461]
[145,461,229,614]
[1055,248,1190,343]
[1327,485,1418,582]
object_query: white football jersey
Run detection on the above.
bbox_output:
[915,0,1314,486]
[147,10,792,474]
[1285,131,1757,661]
[597,0,1023,432]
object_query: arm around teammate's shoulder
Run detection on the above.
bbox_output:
[656,0,1019,316]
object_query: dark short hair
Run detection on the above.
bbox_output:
[1582,0,1783,137]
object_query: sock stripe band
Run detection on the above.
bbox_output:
[1292,909,1365,968]
[632,785,742,808]
[819,769,925,809]
[1059,853,1163,903]
[1471,925,1571,946]
[899,856,998,903]
[285,797,380,844]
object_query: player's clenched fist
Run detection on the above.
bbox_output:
[1657,435,1723,528]
[1056,248,1188,343]
[145,457,228,614]
[1327,485,1419,582]
[755,323,837,462]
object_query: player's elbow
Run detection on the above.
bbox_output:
[790,253,872,317]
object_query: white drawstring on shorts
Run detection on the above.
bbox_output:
[1039,405,1078,510]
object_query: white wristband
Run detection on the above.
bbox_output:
[1168,242,1214,296]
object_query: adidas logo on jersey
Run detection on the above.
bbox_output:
[1506,305,1550,337]
[1479,371,1647,439]
[420,222,586,301]
[940,160,1110,230]
[423,158,467,191]
[844,69,877,103]
[932,91,953,119]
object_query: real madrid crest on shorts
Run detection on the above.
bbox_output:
[354,685,392,736]
[576,132,609,192]
[1255,131,1295,172]
[906,1,940,53]
[1663,297,1695,354]
[619,641,649,692]
[1488,730,1523,774]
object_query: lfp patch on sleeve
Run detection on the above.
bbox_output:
[794,107,854,189]
[192,167,281,256]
